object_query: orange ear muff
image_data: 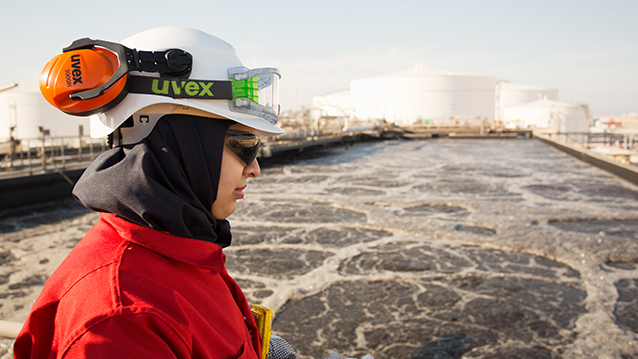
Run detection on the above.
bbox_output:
[39,47,129,116]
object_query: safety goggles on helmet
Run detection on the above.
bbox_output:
[228,67,281,125]
[225,129,261,165]
[39,38,281,126]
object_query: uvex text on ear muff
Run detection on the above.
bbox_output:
[39,38,194,116]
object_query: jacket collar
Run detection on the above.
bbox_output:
[101,212,226,272]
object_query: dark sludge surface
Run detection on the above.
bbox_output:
[549,219,638,241]
[274,277,585,359]
[0,197,90,235]
[615,279,638,335]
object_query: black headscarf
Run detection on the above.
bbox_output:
[72,114,233,247]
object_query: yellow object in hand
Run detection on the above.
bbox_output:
[251,304,273,359]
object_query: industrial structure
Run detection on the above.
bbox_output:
[311,65,590,133]
[502,97,590,132]
[496,82,558,124]
[591,113,638,131]
[311,65,496,129]
[0,90,87,142]
[350,66,496,126]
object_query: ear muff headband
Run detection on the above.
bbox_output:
[40,38,194,116]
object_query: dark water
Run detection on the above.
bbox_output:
[1,138,638,358]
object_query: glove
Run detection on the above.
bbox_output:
[268,334,373,359]
[269,335,300,359]
[325,352,374,359]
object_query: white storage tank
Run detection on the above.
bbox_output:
[496,82,558,123]
[0,91,88,142]
[503,98,590,132]
[309,89,352,122]
[350,66,496,126]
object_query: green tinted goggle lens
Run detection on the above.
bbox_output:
[225,129,261,165]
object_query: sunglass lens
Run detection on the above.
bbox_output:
[226,136,260,165]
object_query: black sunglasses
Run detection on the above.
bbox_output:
[225,129,261,165]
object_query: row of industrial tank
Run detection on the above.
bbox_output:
[310,65,589,133]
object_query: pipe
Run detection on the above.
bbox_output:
[0,320,23,339]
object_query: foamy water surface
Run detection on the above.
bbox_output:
[1,138,637,358]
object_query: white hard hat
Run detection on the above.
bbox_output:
[88,26,284,144]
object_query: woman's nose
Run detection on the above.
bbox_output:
[245,159,261,178]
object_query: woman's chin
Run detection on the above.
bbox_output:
[212,204,237,220]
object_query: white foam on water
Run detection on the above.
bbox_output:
[227,139,638,358]
[1,139,638,358]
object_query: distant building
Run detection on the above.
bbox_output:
[591,113,638,131]
[311,67,592,132]
[312,65,496,128]
[308,90,352,126]
[0,91,87,142]
[502,98,590,132]
[496,82,558,123]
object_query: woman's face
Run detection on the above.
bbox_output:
[211,123,261,219]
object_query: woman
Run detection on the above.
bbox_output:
[14,27,283,358]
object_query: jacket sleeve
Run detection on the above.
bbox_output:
[62,313,192,359]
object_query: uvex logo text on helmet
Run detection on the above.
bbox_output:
[65,54,82,87]
[151,79,215,97]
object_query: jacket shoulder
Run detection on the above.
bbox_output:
[14,217,131,356]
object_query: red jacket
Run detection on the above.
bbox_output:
[14,213,261,359]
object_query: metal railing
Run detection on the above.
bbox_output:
[0,135,108,175]
[545,132,638,150]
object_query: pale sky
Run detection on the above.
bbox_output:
[1,0,636,116]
